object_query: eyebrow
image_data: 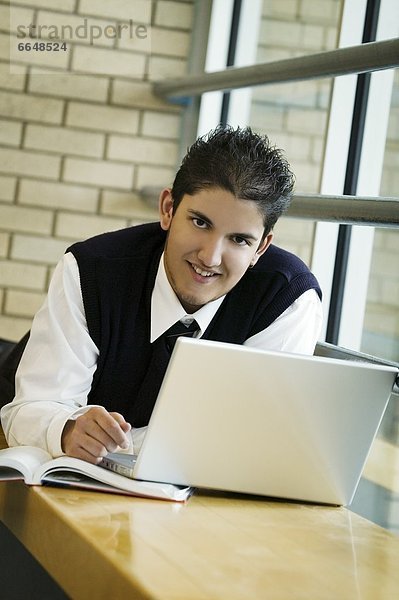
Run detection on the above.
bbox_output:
[187,209,259,242]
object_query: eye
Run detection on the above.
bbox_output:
[231,235,250,247]
[192,217,208,229]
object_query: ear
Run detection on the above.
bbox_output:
[159,188,174,231]
[250,232,274,267]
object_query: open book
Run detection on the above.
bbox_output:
[0,446,192,502]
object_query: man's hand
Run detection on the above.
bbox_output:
[61,407,131,464]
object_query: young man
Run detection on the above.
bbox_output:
[1,126,322,463]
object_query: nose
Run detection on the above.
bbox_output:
[197,236,223,268]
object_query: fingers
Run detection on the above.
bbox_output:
[110,412,132,434]
[61,407,132,464]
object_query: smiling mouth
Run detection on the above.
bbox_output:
[190,263,219,278]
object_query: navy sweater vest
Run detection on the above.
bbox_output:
[69,223,321,426]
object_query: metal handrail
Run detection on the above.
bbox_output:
[287,194,399,228]
[140,186,399,228]
[154,38,399,99]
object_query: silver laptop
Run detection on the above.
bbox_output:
[103,338,398,506]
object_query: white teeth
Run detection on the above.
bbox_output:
[192,265,214,277]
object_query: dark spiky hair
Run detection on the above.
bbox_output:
[171,125,295,236]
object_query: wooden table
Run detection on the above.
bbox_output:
[1,434,399,599]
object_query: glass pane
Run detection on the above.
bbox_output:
[246,0,343,263]
[353,69,399,536]
[361,70,399,363]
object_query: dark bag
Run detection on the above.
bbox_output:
[0,332,30,409]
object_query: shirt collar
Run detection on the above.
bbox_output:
[150,252,225,342]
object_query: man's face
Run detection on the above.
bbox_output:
[159,187,273,313]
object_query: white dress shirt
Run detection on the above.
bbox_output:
[1,252,322,457]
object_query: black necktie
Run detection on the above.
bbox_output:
[165,319,199,352]
[131,319,199,426]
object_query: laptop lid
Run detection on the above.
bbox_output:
[133,338,398,505]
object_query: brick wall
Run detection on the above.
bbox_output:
[0,0,193,340]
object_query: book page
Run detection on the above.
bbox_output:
[39,456,192,501]
[42,471,192,501]
[0,446,52,483]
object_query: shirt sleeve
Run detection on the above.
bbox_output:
[243,289,323,355]
[0,253,100,456]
